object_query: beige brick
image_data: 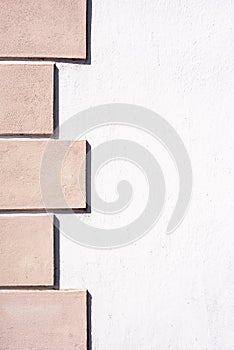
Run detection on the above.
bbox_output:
[0,215,54,287]
[0,290,87,350]
[0,0,86,59]
[0,64,54,135]
[0,140,86,210]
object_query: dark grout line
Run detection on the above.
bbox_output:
[0,208,89,214]
[87,291,92,350]
[0,286,57,290]
[54,65,59,139]
[53,216,60,290]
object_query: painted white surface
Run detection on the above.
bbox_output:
[59,1,234,349]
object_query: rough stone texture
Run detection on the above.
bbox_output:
[0,0,86,59]
[0,140,86,210]
[0,215,54,286]
[0,64,54,135]
[0,290,87,350]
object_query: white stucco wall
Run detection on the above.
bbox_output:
[59,1,234,349]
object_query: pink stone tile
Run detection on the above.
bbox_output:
[0,215,54,287]
[0,0,86,59]
[0,140,86,210]
[0,64,54,135]
[0,290,87,350]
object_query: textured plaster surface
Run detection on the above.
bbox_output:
[57,1,234,349]
[0,0,86,59]
[0,64,54,135]
[0,290,87,350]
[0,140,86,210]
[0,215,54,286]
